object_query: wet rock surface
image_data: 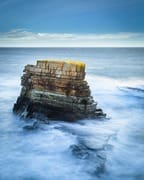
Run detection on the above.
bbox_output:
[23,121,39,130]
[13,60,106,121]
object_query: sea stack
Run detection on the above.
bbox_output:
[13,60,105,121]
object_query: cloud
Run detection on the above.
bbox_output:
[0,29,144,47]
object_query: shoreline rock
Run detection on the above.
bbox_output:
[13,60,106,121]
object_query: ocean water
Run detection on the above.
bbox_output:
[0,48,144,180]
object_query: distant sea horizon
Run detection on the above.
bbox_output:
[0,46,144,48]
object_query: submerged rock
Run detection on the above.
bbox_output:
[69,143,107,176]
[13,60,106,121]
[23,121,39,130]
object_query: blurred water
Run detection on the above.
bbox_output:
[0,48,144,180]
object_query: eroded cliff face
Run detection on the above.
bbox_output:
[13,60,105,121]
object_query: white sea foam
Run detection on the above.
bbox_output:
[0,76,20,100]
[0,48,144,179]
[86,75,144,91]
[0,76,20,87]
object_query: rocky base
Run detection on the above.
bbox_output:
[13,60,106,121]
[13,96,105,121]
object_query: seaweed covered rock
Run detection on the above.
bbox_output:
[13,60,106,121]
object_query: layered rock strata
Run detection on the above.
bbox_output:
[13,60,105,121]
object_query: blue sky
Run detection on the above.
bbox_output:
[0,0,144,47]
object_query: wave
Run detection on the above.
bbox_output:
[125,87,144,92]
[86,74,144,96]
[118,86,144,99]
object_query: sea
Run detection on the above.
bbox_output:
[0,48,144,180]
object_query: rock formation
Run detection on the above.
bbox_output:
[13,60,106,121]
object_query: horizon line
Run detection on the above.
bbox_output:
[0,46,144,48]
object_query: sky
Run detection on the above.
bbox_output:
[0,0,144,47]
